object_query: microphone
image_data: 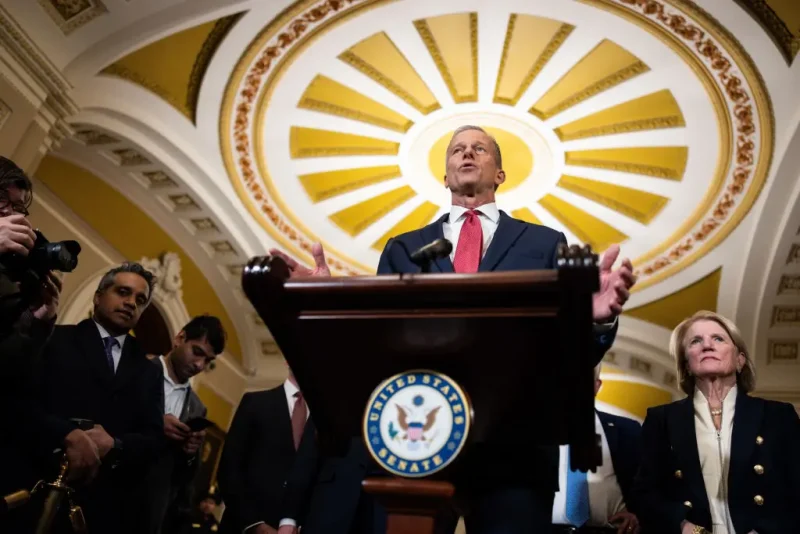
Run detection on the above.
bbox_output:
[409,238,453,270]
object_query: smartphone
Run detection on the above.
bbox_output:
[186,416,213,432]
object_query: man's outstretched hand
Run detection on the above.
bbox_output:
[592,244,636,323]
[269,243,331,278]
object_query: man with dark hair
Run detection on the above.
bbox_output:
[30,261,164,533]
[271,125,636,534]
[140,315,227,534]
[0,156,90,532]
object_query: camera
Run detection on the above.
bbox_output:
[1,230,81,287]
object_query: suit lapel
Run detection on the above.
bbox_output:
[113,336,138,391]
[420,214,453,273]
[479,212,526,272]
[76,319,114,385]
[277,385,297,453]
[668,397,710,512]
[729,393,762,492]
[597,412,620,467]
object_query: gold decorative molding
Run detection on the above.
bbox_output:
[168,194,200,211]
[142,171,178,189]
[588,0,774,290]
[767,339,799,364]
[778,274,800,295]
[187,14,243,122]
[413,13,478,103]
[771,306,800,327]
[110,148,150,166]
[787,244,800,265]
[74,129,118,145]
[734,0,799,64]
[494,15,574,106]
[338,32,440,115]
[37,0,108,36]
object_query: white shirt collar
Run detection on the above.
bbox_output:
[93,320,127,347]
[284,377,300,398]
[448,202,500,224]
[160,355,190,390]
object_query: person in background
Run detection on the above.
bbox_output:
[141,315,227,534]
[552,363,642,534]
[635,310,800,534]
[181,491,222,534]
[218,370,316,534]
[31,262,163,534]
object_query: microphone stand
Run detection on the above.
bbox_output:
[31,455,87,534]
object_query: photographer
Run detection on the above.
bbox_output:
[0,156,99,530]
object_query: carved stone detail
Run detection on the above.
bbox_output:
[139,252,184,302]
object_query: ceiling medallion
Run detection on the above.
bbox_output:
[221,0,773,290]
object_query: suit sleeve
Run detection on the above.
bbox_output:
[781,403,800,518]
[218,393,264,529]
[633,408,687,532]
[119,362,165,468]
[377,239,399,274]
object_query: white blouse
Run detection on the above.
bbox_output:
[693,385,738,534]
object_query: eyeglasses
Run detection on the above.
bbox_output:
[0,190,30,216]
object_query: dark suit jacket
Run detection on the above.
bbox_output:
[287,212,617,533]
[596,410,642,513]
[634,393,800,534]
[140,358,208,534]
[33,318,164,534]
[218,385,316,532]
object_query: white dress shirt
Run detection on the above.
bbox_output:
[694,385,737,534]
[159,355,190,417]
[251,379,310,533]
[94,321,126,372]
[552,412,626,526]
[442,203,500,261]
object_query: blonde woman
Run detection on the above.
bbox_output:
[634,311,799,534]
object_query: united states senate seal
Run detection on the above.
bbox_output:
[363,370,472,478]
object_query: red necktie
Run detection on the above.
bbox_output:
[291,391,307,450]
[453,210,483,273]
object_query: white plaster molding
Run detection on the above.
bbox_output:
[138,252,191,335]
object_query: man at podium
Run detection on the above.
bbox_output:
[270,125,636,534]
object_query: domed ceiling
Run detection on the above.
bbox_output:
[5,0,799,399]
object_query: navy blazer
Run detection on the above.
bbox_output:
[634,393,800,534]
[597,411,642,513]
[377,211,617,354]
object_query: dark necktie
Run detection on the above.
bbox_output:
[103,336,118,373]
[291,391,307,450]
[453,209,483,273]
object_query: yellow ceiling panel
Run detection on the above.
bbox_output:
[565,146,689,180]
[299,165,402,203]
[511,207,543,226]
[766,0,800,37]
[597,379,673,419]
[539,194,628,252]
[414,13,478,103]
[329,186,416,236]
[102,14,240,122]
[530,39,649,120]
[289,127,400,158]
[35,156,242,362]
[298,75,413,133]
[372,201,440,251]
[339,32,440,114]
[494,15,574,106]
[555,89,685,141]
[557,175,669,224]
[625,268,722,330]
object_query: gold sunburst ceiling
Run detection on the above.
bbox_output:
[221,0,772,290]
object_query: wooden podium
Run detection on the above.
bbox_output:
[242,244,601,534]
